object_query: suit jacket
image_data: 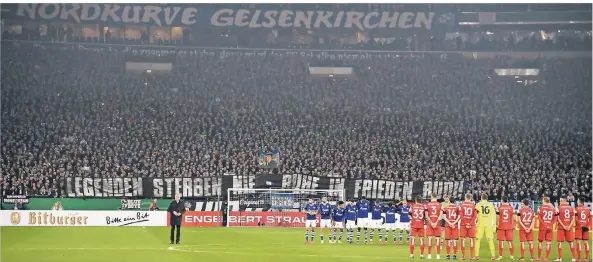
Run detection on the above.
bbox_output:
[167,200,185,226]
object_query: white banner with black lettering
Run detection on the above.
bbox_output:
[64,175,467,200]
[1,210,167,227]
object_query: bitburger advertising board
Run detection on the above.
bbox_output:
[0,210,167,227]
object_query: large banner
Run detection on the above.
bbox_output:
[2,4,455,31]
[7,40,432,60]
[63,173,467,201]
[7,41,589,61]
[1,210,167,227]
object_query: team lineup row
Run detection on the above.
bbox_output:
[303,194,592,261]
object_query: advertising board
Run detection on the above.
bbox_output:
[0,210,167,227]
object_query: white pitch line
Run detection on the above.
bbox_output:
[169,246,395,260]
[9,247,163,251]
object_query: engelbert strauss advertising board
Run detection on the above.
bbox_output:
[0,210,167,227]
[1,4,455,32]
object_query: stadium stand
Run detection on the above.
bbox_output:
[0,4,591,204]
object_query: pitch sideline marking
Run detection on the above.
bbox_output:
[169,246,395,260]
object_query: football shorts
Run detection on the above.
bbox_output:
[426,226,442,237]
[445,226,459,240]
[556,228,574,242]
[519,230,534,242]
[538,229,553,242]
[305,220,317,228]
[371,219,383,229]
[320,219,332,229]
[396,222,410,230]
[460,226,476,238]
[575,228,590,240]
[410,227,425,237]
[333,221,344,229]
[346,220,357,229]
[383,223,396,230]
[497,229,514,241]
[357,218,370,228]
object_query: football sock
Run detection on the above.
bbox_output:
[420,237,425,255]
[545,242,551,259]
[436,238,441,255]
[529,242,534,258]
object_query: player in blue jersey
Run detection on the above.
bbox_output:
[344,201,357,244]
[318,197,332,244]
[330,200,346,244]
[396,199,411,244]
[370,200,384,244]
[384,202,399,244]
[304,199,318,244]
[356,196,371,244]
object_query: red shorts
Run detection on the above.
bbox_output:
[575,229,590,240]
[445,227,459,240]
[426,226,441,237]
[538,229,553,242]
[459,226,476,238]
[497,229,514,241]
[556,228,574,242]
[519,230,534,242]
[411,227,425,237]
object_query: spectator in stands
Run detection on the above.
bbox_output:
[0,28,590,202]
[51,201,64,211]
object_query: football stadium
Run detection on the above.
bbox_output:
[1,3,592,262]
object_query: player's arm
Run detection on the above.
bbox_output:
[490,203,497,227]
[443,209,451,225]
[494,208,500,228]
[517,212,527,231]
[473,204,479,226]
[529,214,535,231]
[567,209,576,228]
[556,208,567,229]
[330,209,335,223]
[454,206,462,225]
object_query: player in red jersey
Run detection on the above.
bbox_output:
[537,196,557,261]
[426,193,443,259]
[443,196,461,260]
[459,193,477,260]
[575,197,591,261]
[409,196,427,259]
[555,197,576,261]
[496,197,516,260]
[518,199,536,261]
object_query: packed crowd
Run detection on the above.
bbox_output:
[0,39,591,202]
[3,26,591,53]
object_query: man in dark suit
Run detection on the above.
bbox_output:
[167,193,185,244]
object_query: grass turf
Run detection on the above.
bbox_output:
[1,227,588,262]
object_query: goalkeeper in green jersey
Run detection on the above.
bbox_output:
[474,193,496,260]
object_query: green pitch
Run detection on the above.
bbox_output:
[1,227,586,262]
